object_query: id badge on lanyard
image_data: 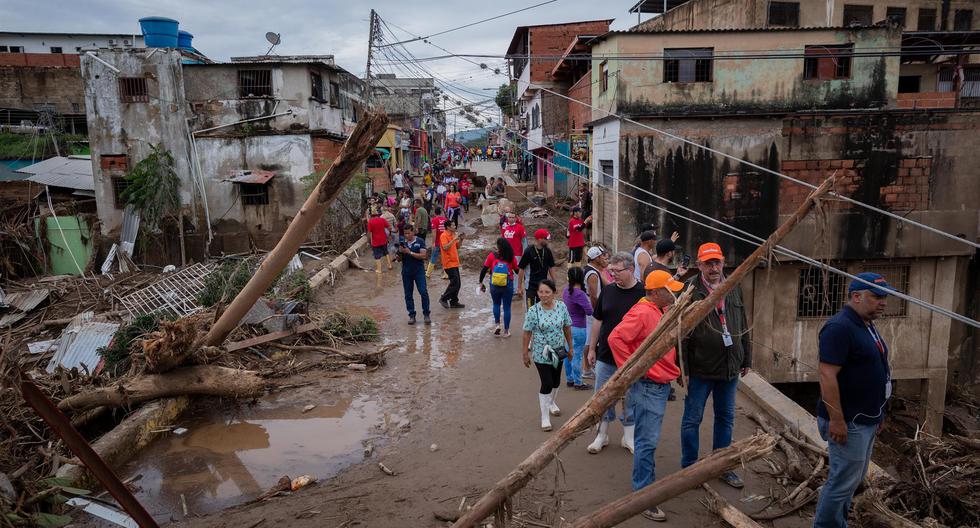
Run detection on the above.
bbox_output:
[869,326,892,400]
[718,304,733,347]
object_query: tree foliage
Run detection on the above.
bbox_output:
[121,144,180,234]
[495,83,517,118]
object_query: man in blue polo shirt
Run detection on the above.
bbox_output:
[813,272,893,528]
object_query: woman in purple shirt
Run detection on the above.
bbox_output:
[563,267,594,390]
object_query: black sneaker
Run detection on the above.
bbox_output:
[721,471,744,489]
[423,315,432,325]
[574,383,593,391]
[566,381,575,387]
[450,302,465,309]
[408,316,416,325]
[439,299,450,309]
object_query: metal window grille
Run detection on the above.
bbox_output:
[938,68,955,92]
[311,73,324,101]
[861,263,910,317]
[238,182,270,206]
[843,4,873,26]
[954,9,973,31]
[118,77,148,103]
[50,46,63,54]
[768,2,800,27]
[962,68,980,98]
[600,61,609,92]
[111,176,131,208]
[886,7,907,27]
[797,266,847,319]
[918,8,937,31]
[118,262,218,319]
[664,49,713,83]
[238,69,273,98]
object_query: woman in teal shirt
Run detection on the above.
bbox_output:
[522,279,573,431]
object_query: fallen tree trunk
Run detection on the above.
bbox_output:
[702,483,765,528]
[202,111,389,347]
[451,175,836,527]
[564,434,778,528]
[58,366,266,412]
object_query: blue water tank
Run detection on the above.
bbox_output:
[177,30,193,49]
[139,16,179,48]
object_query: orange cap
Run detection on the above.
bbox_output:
[645,270,684,292]
[697,242,724,262]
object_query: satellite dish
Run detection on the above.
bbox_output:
[265,32,281,45]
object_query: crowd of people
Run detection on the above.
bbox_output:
[368,162,892,527]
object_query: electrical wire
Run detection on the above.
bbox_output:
[375,0,558,48]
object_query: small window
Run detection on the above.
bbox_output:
[0,46,7,53]
[768,2,800,27]
[238,69,273,98]
[804,45,853,80]
[918,8,937,31]
[898,75,921,93]
[954,10,973,31]
[797,267,847,319]
[861,264,909,317]
[599,61,609,92]
[239,183,270,206]
[843,4,874,26]
[329,81,340,107]
[311,72,324,101]
[118,77,148,103]
[599,160,614,187]
[664,48,713,83]
[50,46,63,54]
[71,102,80,113]
[7,46,23,53]
[886,7,907,27]
[111,176,132,208]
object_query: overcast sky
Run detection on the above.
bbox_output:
[2,0,642,130]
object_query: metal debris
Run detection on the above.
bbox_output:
[118,262,217,319]
[46,315,119,374]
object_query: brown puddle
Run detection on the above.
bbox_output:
[119,395,382,522]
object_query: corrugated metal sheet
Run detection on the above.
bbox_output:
[17,156,94,191]
[2,289,51,312]
[46,320,117,374]
[227,169,275,184]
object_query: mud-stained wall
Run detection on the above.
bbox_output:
[0,63,83,115]
[592,27,900,118]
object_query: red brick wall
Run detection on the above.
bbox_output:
[896,92,957,109]
[778,158,931,214]
[568,71,592,132]
[0,53,80,68]
[312,137,343,173]
[528,21,611,83]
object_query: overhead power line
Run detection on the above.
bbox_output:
[376,0,558,48]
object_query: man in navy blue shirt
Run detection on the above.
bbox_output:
[813,272,893,528]
[398,225,431,325]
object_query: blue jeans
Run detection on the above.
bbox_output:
[680,376,738,467]
[630,380,671,491]
[813,417,878,528]
[594,360,634,425]
[429,244,441,264]
[489,282,514,330]
[401,266,430,317]
[565,326,587,385]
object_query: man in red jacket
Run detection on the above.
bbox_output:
[608,269,684,522]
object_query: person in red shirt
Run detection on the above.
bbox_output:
[501,212,527,260]
[459,177,472,213]
[427,206,448,278]
[478,237,520,336]
[366,207,391,275]
[567,206,591,266]
[607,270,683,522]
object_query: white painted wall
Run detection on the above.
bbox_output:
[0,33,144,53]
[591,118,621,251]
[527,90,544,151]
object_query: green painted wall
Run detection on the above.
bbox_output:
[38,216,93,276]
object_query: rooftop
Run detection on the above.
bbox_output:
[0,31,144,38]
[506,19,616,56]
[229,55,336,67]
[628,0,692,14]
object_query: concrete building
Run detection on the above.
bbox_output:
[0,31,145,54]
[585,14,980,430]
[81,49,365,259]
[368,73,446,174]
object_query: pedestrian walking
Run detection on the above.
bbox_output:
[586,251,645,454]
[392,168,404,196]
[562,267,593,391]
[479,237,519,337]
[680,242,751,489]
[813,273,894,528]
[633,230,656,282]
[445,184,463,225]
[518,229,557,310]
[582,246,608,381]
[567,207,591,266]
[608,270,684,522]
[501,212,527,260]
[500,155,506,172]
[438,221,465,309]
[522,279,573,432]
[413,199,429,242]
[460,176,472,213]
[366,207,391,275]
[426,207,448,278]
[397,225,431,326]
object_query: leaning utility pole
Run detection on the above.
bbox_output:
[364,9,378,107]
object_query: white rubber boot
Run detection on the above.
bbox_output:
[538,394,552,431]
[621,424,635,454]
[587,421,609,454]
[549,387,561,416]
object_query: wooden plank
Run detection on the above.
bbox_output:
[224,322,321,352]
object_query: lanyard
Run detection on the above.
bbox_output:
[867,325,885,356]
[701,276,728,330]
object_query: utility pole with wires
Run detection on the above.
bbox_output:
[364,9,379,107]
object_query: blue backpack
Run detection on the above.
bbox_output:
[491,259,511,287]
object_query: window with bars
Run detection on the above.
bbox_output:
[954,9,973,31]
[311,72,324,101]
[861,263,910,317]
[768,2,800,27]
[0,46,23,53]
[843,4,874,26]
[238,182,270,206]
[804,45,852,80]
[797,267,847,319]
[329,81,340,107]
[118,77,148,103]
[599,61,609,92]
[663,48,713,83]
[238,69,273,98]
[111,176,132,208]
[886,7,907,27]
[918,8,937,31]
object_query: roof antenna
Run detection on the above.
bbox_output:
[264,32,281,55]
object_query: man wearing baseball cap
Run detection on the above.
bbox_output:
[680,242,752,490]
[645,238,690,283]
[608,270,684,522]
[517,229,557,310]
[813,272,893,528]
[582,246,609,381]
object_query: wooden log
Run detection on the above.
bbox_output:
[451,175,836,528]
[57,366,266,412]
[203,111,389,346]
[747,412,808,481]
[702,483,765,528]
[564,434,778,528]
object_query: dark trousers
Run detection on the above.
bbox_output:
[440,267,461,305]
[401,266,430,317]
[534,361,563,394]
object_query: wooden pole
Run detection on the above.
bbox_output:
[452,175,836,527]
[564,434,778,528]
[202,111,388,346]
[701,483,765,528]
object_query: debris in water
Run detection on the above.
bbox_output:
[378,462,396,476]
[290,475,316,491]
